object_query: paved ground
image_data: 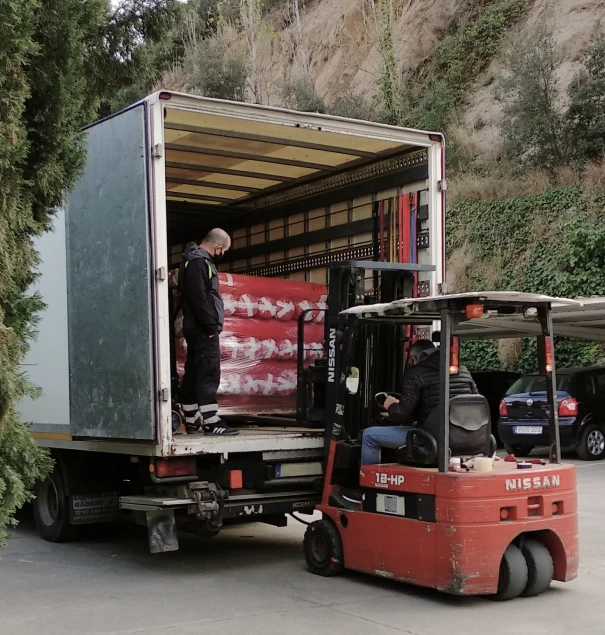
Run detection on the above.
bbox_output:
[1,456,604,635]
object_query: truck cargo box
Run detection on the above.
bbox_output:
[20,91,445,459]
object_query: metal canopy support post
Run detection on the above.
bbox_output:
[438,307,451,473]
[539,307,562,464]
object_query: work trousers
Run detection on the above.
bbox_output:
[180,335,221,425]
[361,425,411,465]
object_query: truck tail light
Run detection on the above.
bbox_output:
[544,337,553,373]
[449,336,459,374]
[499,400,508,417]
[229,470,243,489]
[153,457,197,478]
[559,398,578,417]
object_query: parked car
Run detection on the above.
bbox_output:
[473,371,521,445]
[498,367,605,460]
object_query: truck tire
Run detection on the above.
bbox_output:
[33,467,81,543]
[490,544,528,601]
[504,444,534,457]
[576,424,605,461]
[304,519,344,577]
[521,538,554,597]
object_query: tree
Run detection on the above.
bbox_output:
[184,32,248,100]
[497,24,571,171]
[0,0,177,544]
[567,34,605,164]
[281,77,327,113]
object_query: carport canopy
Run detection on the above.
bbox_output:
[341,292,605,342]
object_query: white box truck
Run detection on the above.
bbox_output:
[19,91,446,552]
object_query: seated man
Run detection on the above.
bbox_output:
[361,339,477,465]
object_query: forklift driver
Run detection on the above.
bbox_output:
[361,340,477,465]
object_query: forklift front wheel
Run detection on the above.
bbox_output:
[521,538,554,597]
[490,544,528,601]
[304,519,344,577]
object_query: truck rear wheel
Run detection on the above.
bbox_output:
[521,538,554,597]
[33,467,80,543]
[490,544,528,601]
[304,519,344,577]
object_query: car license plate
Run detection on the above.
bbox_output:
[513,426,542,435]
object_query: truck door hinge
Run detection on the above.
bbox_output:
[152,143,163,159]
[159,388,169,402]
[155,267,166,282]
[437,179,448,192]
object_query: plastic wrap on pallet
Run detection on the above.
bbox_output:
[169,269,328,323]
[175,317,324,364]
[170,268,327,414]
[219,362,298,396]
[218,273,327,303]
[222,317,323,345]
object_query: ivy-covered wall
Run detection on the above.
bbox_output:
[447,186,605,372]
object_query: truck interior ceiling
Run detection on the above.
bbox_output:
[162,103,430,277]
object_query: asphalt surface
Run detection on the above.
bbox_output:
[1,455,603,635]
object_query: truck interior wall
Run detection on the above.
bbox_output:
[167,179,428,289]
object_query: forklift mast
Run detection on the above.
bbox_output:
[296,260,435,435]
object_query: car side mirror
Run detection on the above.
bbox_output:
[345,367,360,394]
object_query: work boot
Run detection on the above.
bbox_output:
[329,487,362,511]
[203,418,240,436]
[184,409,202,434]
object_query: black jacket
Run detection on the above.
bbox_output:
[388,348,477,426]
[179,246,224,343]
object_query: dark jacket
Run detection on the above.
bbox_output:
[388,348,477,426]
[178,245,224,343]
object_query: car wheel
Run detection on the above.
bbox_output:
[490,544,529,601]
[304,519,344,577]
[577,423,605,461]
[504,444,535,457]
[33,467,81,543]
[521,538,554,597]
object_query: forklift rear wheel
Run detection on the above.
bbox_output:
[521,538,554,597]
[503,444,534,457]
[490,544,528,601]
[304,519,344,577]
[33,467,80,543]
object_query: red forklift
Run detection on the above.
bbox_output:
[303,291,579,600]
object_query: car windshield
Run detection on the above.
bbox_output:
[506,374,571,395]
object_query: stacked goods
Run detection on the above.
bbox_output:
[169,270,327,413]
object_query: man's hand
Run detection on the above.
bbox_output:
[384,395,400,410]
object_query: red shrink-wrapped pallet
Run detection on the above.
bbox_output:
[170,269,327,414]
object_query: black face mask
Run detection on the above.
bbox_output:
[213,250,225,265]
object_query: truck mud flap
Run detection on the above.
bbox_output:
[147,510,179,554]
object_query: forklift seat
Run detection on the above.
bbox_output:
[399,394,495,466]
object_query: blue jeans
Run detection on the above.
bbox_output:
[361,426,410,465]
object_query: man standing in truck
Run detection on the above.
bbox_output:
[179,228,239,436]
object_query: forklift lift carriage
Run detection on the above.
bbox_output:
[304,291,581,601]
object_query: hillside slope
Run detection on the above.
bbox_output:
[257,0,605,147]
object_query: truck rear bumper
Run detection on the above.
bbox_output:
[120,488,320,553]
[169,428,324,457]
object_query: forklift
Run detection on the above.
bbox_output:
[303,291,579,601]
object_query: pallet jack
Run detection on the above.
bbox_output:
[303,292,579,600]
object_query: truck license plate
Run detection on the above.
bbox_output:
[513,426,542,435]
